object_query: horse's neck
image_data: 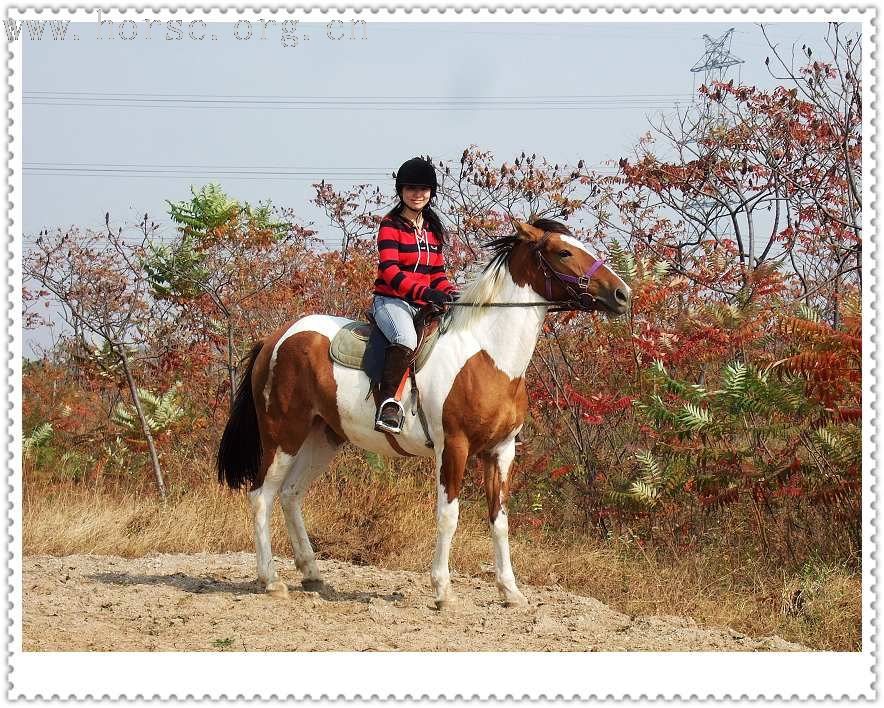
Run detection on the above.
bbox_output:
[467,271,548,379]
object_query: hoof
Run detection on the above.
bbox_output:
[301,579,325,593]
[265,580,289,599]
[433,589,458,611]
[500,586,528,607]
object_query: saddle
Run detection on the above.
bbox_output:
[328,307,445,453]
[329,310,442,381]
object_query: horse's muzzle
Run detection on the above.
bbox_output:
[594,286,630,316]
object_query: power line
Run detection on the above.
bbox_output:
[26,102,691,112]
[22,161,622,181]
[23,90,693,112]
[25,161,394,171]
[24,174,388,182]
[25,172,619,181]
[25,90,694,100]
[24,167,389,176]
[24,161,620,171]
[23,168,391,181]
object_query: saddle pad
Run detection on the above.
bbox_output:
[329,320,440,372]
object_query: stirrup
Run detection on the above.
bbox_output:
[374,398,405,434]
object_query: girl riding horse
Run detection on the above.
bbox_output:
[218,216,631,608]
[372,157,458,433]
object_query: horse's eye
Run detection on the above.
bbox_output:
[558,250,572,258]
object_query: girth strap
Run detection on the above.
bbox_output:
[410,367,435,449]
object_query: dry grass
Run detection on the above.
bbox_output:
[23,470,860,651]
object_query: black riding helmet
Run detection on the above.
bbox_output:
[395,157,438,198]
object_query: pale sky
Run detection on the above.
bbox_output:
[21,19,855,353]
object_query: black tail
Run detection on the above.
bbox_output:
[217,342,264,489]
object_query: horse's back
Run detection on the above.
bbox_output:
[266,313,355,349]
[251,313,356,418]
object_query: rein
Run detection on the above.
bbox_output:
[447,301,576,312]
[442,231,607,314]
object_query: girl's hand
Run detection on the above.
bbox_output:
[424,289,449,306]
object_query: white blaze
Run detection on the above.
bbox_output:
[559,234,631,296]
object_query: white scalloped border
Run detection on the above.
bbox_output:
[4,3,878,701]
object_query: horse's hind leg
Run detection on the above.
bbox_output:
[279,421,342,590]
[249,446,297,598]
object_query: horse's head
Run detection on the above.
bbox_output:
[507,219,631,316]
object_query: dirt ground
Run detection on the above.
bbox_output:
[23,552,805,651]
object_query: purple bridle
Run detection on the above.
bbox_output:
[533,232,607,311]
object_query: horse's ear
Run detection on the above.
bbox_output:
[513,220,544,243]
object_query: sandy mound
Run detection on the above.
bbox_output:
[22,552,804,651]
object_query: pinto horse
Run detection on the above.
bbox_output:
[217,219,631,608]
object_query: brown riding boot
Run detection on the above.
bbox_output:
[374,344,414,434]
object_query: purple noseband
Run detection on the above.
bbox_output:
[545,257,607,301]
[533,232,606,309]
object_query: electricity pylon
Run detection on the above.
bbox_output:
[688,28,745,241]
[691,28,745,89]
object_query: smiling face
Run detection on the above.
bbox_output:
[509,220,632,316]
[400,185,432,213]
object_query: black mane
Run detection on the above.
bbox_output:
[481,218,572,273]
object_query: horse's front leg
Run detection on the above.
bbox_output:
[481,439,528,607]
[431,437,467,610]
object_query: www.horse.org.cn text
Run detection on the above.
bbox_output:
[4,16,368,47]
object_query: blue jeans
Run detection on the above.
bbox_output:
[372,295,419,350]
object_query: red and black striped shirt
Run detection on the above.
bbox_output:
[374,214,456,305]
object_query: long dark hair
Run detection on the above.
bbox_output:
[384,200,448,247]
